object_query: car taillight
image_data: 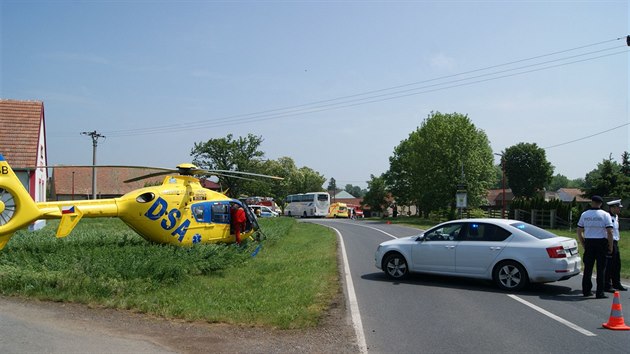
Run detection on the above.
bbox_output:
[546,246,567,258]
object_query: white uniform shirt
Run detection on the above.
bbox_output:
[610,214,620,241]
[577,208,613,239]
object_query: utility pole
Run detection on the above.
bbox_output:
[81,131,106,199]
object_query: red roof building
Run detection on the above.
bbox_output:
[0,99,48,230]
[50,166,168,200]
[51,168,222,201]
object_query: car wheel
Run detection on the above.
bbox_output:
[383,253,409,280]
[493,261,528,291]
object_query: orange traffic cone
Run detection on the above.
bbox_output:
[602,291,630,330]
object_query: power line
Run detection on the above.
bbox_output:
[103,48,628,136]
[542,123,630,150]
[104,38,624,137]
[100,38,628,137]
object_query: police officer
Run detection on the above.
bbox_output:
[605,199,627,292]
[577,195,614,299]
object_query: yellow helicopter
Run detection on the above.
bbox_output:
[0,154,282,250]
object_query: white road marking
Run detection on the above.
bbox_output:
[329,226,368,354]
[507,295,597,337]
[342,221,402,239]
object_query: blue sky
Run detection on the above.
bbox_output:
[1,0,628,189]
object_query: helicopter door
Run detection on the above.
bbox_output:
[229,200,259,232]
[242,202,260,231]
[210,202,231,224]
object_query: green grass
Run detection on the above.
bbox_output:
[0,217,338,329]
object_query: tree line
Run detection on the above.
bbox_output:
[362,111,630,217]
[189,115,629,217]
[190,134,326,207]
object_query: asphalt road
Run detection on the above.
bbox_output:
[306,219,630,354]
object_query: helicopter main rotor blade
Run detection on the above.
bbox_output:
[15,165,175,172]
[15,163,283,182]
[204,170,284,180]
[205,173,258,182]
[124,171,175,183]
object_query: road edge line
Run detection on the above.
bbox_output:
[347,222,400,239]
[330,226,368,353]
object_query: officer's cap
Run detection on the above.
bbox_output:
[591,195,604,203]
[607,199,623,208]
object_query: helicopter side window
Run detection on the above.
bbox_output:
[192,204,206,222]
[210,203,230,224]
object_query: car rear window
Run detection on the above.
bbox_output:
[509,222,557,239]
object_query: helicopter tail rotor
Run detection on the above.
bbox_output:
[0,155,45,250]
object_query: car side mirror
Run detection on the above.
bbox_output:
[415,234,425,242]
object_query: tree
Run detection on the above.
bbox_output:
[258,157,326,210]
[384,137,417,209]
[546,174,570,191]
[362,174,387,213]
[502,143,553,199]
[295,166,326,193]
[344,184,364,197]
[191,133,265,198]
[568,178,585,189]
[386,111,495,216]
[491,164,504,189]
[583,153,630,199]
[327,177,337,196]
[617,151,630,197]
[621,151,630,176]
[257,157,298,208]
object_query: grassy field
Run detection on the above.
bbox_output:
[0,217,338,329]
[379,216,630,279]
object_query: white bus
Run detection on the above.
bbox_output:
[284,192,330,218]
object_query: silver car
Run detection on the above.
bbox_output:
[375,218,581,291]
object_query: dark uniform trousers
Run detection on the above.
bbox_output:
[605,240,621,288]
[582,238,608,295]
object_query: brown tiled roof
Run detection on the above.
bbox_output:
[199,178,221,191]
[558,188,589,202]
[334,197,363,206]
[487,188,514,205]
[53,166,170,196]
[0,99,45,166]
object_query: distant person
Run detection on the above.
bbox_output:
[351,208,356,220]
[605,200,626,292]
[231,203,246,245]
[577,195,614,299]
[392,204,398,218]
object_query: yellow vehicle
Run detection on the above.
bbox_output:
[0,155,282,250]
[327,202,349,218]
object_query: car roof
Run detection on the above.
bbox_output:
[440,218,518,226]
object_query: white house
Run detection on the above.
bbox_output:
[0,99,48,230]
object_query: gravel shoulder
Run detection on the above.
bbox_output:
[0,291,357,353]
